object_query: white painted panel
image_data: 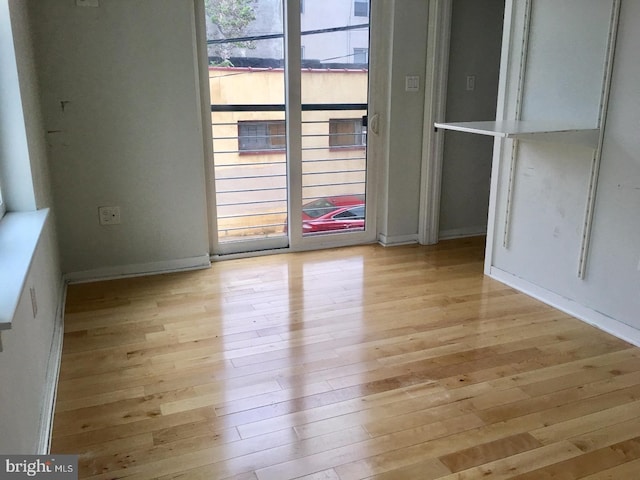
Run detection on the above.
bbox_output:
[0,218,62,453]
[521,0,613,124]
[493,141,593,288]
[577,0,640,329]
[489,0,640,340]
[383,0,429,239]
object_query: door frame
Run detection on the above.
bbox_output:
[288,0,378,252]
[194,0,217,255]
[196,0,379,257]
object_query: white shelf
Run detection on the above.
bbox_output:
[434,120,600,148]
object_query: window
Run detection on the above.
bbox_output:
[334,206,365,220]
[353,48,368,64]
[302,198,339,218]
[354,1,368,17]
[238,120,286,153]
[329,118,366,148]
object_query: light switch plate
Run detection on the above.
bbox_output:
[405,75,419,92]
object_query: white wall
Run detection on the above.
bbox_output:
[488,0,640,343]
[0,0,35,211]
[0,218,62,454]
[30,0,210,277]
[0,0,63,453]
[570,0,640,330]
[439,0,504,239]
[386,0,429,241]
[376,0,429,245]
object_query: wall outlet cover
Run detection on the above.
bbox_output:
[99,206,121,225]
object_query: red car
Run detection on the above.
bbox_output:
[301,195,365,234]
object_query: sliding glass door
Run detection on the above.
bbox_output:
[204,0,373,255]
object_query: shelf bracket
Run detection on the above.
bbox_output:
[577,0,621,279]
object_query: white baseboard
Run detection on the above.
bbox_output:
[37,280,66,454]
[378,233,418,246]
[439,225,487,240]
[64,255,211,284]
[489,267,640,348]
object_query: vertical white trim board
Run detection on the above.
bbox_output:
[418,0,452,245]
[37,281,66,454]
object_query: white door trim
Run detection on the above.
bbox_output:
[418,0,452,245]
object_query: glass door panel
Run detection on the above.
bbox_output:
[300,0,370,237]
[206,0,288,253]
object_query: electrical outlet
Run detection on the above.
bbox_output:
[99,206,121,225]
[30,287,38,318]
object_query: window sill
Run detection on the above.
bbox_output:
[0,209,49,330]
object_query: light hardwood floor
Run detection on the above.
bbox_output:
[51,237,640,479]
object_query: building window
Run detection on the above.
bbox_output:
[353,48,368,64]
[354,1,368,17]
[329,118,366,148]
[238,120,286,153]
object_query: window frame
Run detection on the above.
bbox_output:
[237,120,286,155]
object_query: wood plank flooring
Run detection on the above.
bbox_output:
[51,237,640,479]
